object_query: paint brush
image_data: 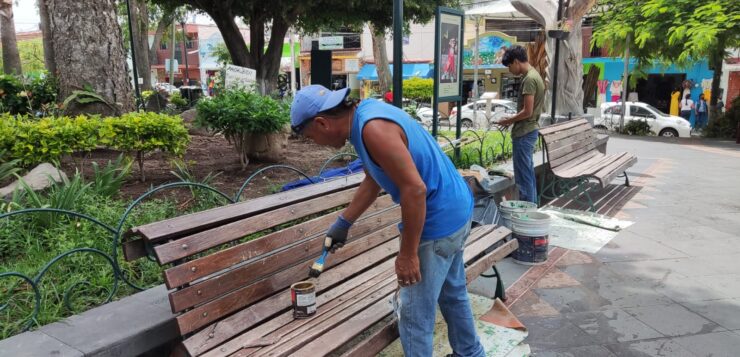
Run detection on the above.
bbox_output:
[308,236,333,278]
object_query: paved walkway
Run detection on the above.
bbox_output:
[509,136,740,357]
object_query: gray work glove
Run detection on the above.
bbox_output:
[326,214,353,253]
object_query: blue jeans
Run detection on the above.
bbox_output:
[513,130,539,203]
[395,221,485,357]
[696,112,708,129]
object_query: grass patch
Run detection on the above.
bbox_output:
[437,130,513,169]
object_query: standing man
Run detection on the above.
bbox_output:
[497,46,545,203]
[291,85,485,357]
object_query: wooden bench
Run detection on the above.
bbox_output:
[538,119,637,211]
[123,173,518,357]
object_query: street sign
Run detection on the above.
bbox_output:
[319,36,343,50]
[224,64,257,90]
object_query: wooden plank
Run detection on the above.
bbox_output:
[541,122,592,143]
[339,320,398,357]
[168,206,401,312]
[463,226,511,262]
[554,152,611,177]
[183,240,401,356]
[131,173,366,243]
[539,119,589,135]
[548,145,601,169]
[596,155,637,186]
[163,196,396,289]
[575,153,629,177]
[202,265,397,357]
[154,188,360,264]
[546,129,594,152]
[283,291,396,357]
[548,140,596,163]
[235,281,398,357]
[176,226,400,336]
[465,239,518,283]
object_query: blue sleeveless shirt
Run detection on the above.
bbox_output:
[349,99,473,240]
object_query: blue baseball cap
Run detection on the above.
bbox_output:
[290,85,350,133]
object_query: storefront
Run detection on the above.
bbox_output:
[356,62,433,99]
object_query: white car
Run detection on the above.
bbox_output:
[449,99,517,129]
[596,101,691,138]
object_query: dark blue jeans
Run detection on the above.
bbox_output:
[513,130,539,203]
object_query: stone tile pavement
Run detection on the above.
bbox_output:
[506,136,740,357]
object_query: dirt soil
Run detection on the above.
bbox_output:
[59,134,350,202]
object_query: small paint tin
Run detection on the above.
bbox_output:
[290,281,316,319]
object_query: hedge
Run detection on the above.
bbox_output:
[0,113,189,179]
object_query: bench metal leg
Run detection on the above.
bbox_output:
[621,171,630,187]
[480,265,506,301]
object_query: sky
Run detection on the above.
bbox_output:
[12,1,215,33]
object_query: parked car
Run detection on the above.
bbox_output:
[448,99,517,129]
[596,101,691,138]
[415,106,448,126]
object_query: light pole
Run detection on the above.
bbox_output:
[180,18,190,86]
[124,0,141,108]
[392,0,403,108]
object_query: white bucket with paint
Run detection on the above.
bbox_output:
[499,200,537,229]
[511,212,551,265]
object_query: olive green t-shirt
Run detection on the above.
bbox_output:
[512,67,545,138]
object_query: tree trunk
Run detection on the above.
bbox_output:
[132,0,151,90]
[44,0,134,115]
[150,8,174,66]
[369,24,392,94]
[207,6,250,67]
[38,0,56,75]
[256,18,289,95]
[0,1,22,75]
[554,20,585,116]
[709,38,725,120]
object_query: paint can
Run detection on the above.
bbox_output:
[291,281,316,319]
[499,201,537,229]
[510,212,551,265]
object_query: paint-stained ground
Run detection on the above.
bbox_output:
[497,135,740,357]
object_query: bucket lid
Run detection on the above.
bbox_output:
[499,200,538,210]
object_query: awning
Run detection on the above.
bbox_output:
[357,63,433,81]
[464,0,529,19]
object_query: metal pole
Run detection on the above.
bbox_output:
[550,0,564,122]
[393,0,403,108]
[619,33,630,133]
[181,19,190,86]
[125,0,141,108]
[432,7,440,139]
[289,29,297,95]
[473,16,479,120]
[169,21,176,86]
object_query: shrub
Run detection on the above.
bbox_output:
[169,91,188,109]
[99,112,190,181]
[10,115,100,166]
[196,90,290,168]
[705,96,739,139]
[0,74,58,116]
[403,77,433,103]
[90,155,132,197]
[622,119,653,136]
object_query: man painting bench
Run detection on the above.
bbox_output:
[291,84,485,357]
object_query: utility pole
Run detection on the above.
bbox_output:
[392,0,403,108]
[124,0,141,108]
[289,29,297,95]
[550,0,564,122]
[169,20,176,86]
[619,33,630,133]
[180,18,190,85]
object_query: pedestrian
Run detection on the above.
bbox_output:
[670,87,681,116]
[680,93,694,122]
[290,85,485,357]
[497,46,545,204]
[716,98,725,113]
[695,93,708,130]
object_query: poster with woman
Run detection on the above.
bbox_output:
[437,9,463,100]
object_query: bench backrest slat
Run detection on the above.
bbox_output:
[175,223,401,335]
[153,188,360,265]
[540,119,599,171]
[167,205,401,313]
[162,195,396,289]
[130,174,366,243]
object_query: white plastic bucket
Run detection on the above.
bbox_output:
[510,212,551,265]
[499,200,537,229]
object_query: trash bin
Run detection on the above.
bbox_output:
[179,86,202,107]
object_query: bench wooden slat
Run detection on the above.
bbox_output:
[465,239,518,283]
[284,292,396,357]
[540,122,592,143]
[131,174,366,243]
[546,130,596,161]
[163,196,395,289]
[538,118,588,135]
[186,240,401,356]
[211,266,397,357]
[578,153,629,177]
[548,140,597,164]
[554,151,608,176]
[594,154,636,185]
[168,206,401,312]
[175,224,400,335]
[338,321,398,357]
[154,188,360,265]
[548,142,602,170]
[545,129,594,152]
